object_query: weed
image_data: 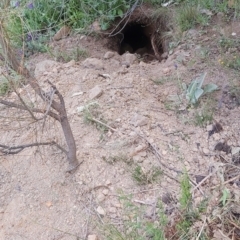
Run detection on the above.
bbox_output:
[179,171,192,209]
[219,37,240,51]
[48,46,88,62]
[132,165,162,185]
[176,5,208,32]
[82,103,108,134]
[103,154,130,165]
[101,193,167,239]
[151,75,177,85]
[194,104,213,127]
[0,77,10,96]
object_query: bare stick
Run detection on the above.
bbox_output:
[210,174,240,190]
[191,172,214,193]
[91,117,117,132]
[0,99,59,120]
[0,141,56,154]
[196,216,207,240]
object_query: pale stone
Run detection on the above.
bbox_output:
[34,60,58,78]
[97,193,105,202]
[64,60,75,68]
[102,189,109,196]
[83,58,104,70]
[104,51,115,59]
[88,234,98,240]
[89,85,103,99]
[53,25,71,41]
[108,207,117,213]
[162,67,171,74]
[96,206,105,216]
[122,53,137,65]
[202,148,210,155]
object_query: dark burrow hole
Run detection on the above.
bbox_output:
[116,22,163,61]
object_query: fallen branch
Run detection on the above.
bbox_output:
[133,130,180,183]
[0,141,59,154]
[91,117,117,132]
[0,23,79,172]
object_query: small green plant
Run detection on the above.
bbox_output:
[82,102,109,135]
[49,46,88,62]
[228,56,240,70]
[220,188,230,206]
[194,102,214,127]
[219,37,240,51]
[183,72,218,105]
[176,5,208,32]
[152,75,177,85]
[101,193,167,240]
[4,0,133,54]
[179,171,192,210]
[132,165,162,185]
[103,154,130,165]
[0,78,10,96]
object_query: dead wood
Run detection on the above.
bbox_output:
[0,141,62,154]
[0,22,79,172]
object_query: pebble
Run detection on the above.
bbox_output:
[88,234,98,240]
[64,59,75,68]
[97,193,105,202]
[89,85,103,99]
[162,67,171,74]
[119,168,125,175]
[122,53,137,65]
[83,58,104,70]
[104,51,115,59]
[102,189,109,196]
[96,206,105,216]
[202,148,210,155]
[108,207,117,213]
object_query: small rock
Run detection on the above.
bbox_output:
[83,58,104,70]
[88,234,98,240]
[96,206,105,216]
[119,168,125,175]
[202,148,210,155]
[161,52,168,59]
[53,25,71,41]
[105,180,111,185]
[162,67,171,74]
[162,150,167,155]
[139,61,148,67]
[102,189,109,196]
[162,192,173,204]
[110,59,120,68]
[139,151,147,157]
[195,175,206,184]
[121,61,130,68]
[34,60,58,78]
[213,133,220,141]
[108,207,117,213]
[130,114,148,127]
[122,53,137,65]
[64,60,75,68]
[90,21,101,32]
[133,155,144,163]
[97,193,105,202]
[206,124,213,132]
[104,51,115,59]
[89,85,103,99]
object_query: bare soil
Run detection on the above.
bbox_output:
[0,18,240,239]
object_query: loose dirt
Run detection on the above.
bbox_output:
[0,18,240,240]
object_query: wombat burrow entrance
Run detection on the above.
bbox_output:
[107,6,169,61]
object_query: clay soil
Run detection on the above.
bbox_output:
[0,17,240,240]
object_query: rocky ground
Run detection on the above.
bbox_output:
[0,18,240,240]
